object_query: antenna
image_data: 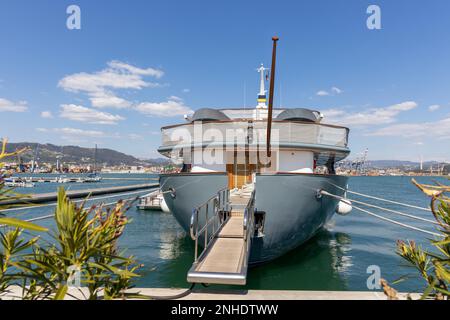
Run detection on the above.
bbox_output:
[244,82,247,109]
[279,82,282,108]
[256,63,269,108]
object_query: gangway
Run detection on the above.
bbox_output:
[187,185,255,285]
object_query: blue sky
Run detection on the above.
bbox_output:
[0,0,449,161]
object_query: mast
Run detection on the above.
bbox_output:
[267,36,279,158]
[31,144,39,173]
[93,144,97,174]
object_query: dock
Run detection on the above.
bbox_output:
[0,286,419,300]
[0,183,159,205]
[11,176,158,183]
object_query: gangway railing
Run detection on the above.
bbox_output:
[242,189,256,272]
[189,187,230,263]
[187,188,256,285]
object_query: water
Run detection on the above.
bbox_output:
[5,174,448,293]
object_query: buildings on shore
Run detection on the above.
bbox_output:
[336,165,450,177]
[1,159,448,177]
[0,160,179,175]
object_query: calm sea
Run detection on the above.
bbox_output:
[7,174,449,293]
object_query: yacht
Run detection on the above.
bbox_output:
[158,38,351,285]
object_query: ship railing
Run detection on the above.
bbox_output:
[190,187,230,263]
[161,120,349,149]
[242,189,256,269]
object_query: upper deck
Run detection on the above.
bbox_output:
[158,108,350,163]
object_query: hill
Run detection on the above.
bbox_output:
[5,142,169,167]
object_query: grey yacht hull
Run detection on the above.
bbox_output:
[159,173,348,264]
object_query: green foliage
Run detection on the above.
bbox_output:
[396,180,450,300]
[0,139,141,300]
[0,228,39,294]
[0,138,31,213]
[15,188,140,300]
[0,218,48,232]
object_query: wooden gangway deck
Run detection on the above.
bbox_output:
[187,185,254,285]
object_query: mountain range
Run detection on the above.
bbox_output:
[5,142,170,167]
[366,160,445,169]
[4,142,447,169]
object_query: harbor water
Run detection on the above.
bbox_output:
[6,174,448,293]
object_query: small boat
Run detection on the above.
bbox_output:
[56,175,71,183]
[4,177,18,183]
[137,189,170,212]
[84,173,102,183]
[5,181,35,188]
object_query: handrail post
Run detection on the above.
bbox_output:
[205,202,208,247]
[195,209,199,262]
[190,187,230,264]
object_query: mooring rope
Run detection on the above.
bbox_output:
[0,196,141,227]
[0,189,155,213]
[320,190,442,237]
[351,203,442,237]
[141,283,196,300]
[320,190,439,225]
[346,190,431,212]
[327,182,431,212]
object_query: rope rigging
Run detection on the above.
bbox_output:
[320,190,442,237]
[321,190,439,225]
[327,181,432,212]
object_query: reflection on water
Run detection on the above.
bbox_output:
[243,229,353,291]
[133,220,355,291]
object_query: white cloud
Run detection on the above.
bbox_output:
[56,128,106,137]
[36,127,106,138]
[128,133,143,140]
[0,98,28,112]
[428,104,440,112]
[168,95,183,101]
[40,111,53,118]
[107,60,164,78]
[182,88,190,93]
[89,91,132,109]
[316,86,343,97]
[316,90,329,96]
[135,98,193,117]
[58,61,163,109]
[368,116,450,140]
[323,101,417,127]
[331,87,343,94]
[60,104,125,125]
